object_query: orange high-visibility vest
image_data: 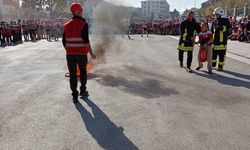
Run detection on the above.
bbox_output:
[64,19,89,55]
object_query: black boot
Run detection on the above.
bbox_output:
[72,92,79,103]
[186,67,193,73]
[80,91,89,99]
[196,67,202,71]
[72,96,78,103]
[180,62,183,68]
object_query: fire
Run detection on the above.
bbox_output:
[87,63,93,74]
[65,63,95,77]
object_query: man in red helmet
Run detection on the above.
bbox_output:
[63,3,96,103]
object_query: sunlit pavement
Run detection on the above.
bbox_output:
[0,35,250,150]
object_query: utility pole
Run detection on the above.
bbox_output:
[225,0,229,17]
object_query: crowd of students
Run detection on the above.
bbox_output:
[228,16,250,42]
[199,15,250,43]
[1,15,249,48]
[128,18,181,35]
[127,15,250,43]
[0,19,64,47]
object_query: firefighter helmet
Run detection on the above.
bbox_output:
[213,7,225,16]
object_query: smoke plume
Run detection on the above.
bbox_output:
[90,1,129,64]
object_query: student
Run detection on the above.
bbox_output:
[195,23,213,74]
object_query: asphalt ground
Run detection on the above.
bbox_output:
[0,35,250,150]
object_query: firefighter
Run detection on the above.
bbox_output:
[211,7,230,71]
[177,11,201,73]
[63,3,96,103]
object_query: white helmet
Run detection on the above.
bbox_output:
[213,7,225,16]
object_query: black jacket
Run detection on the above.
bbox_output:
[178,19,201,50]
[211,17,230,47]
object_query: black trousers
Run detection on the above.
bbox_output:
[29,29,36,41]
[18,29,23,42]
[178,50,193,68]
[12,32,18,44]
[67,55,88,97]
[212,49,226,69]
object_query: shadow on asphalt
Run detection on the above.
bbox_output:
[75,99,139,150]
[95,75,179,99]
[223,70,250,81]
[88,65,179,99]
[194,71,250,89]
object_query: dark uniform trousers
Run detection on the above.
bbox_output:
[212,50,226,69]
[66,55,88,97]
[179,50,193,68]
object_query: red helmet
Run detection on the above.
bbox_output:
[71,3,83,13]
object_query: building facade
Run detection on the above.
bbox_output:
[141,0,170,19]
[0,0,20,21]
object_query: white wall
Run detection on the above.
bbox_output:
[141,0,170,19]
[0,0,20,21]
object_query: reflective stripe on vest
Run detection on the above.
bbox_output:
[66,43,87,47]
[65,38,84,42]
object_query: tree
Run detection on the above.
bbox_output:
[21,0,44,11]
[44,0,67,19]
[21,0,67,19]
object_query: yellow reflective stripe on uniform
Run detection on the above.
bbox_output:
[220,30,223,42]
[214,45,227,50]
[178,43,194,51]
[183,29,187,41]
[219,26,227,42]
[212,60,217,63]
[219,61,225,65]
[193,30,196,36]
[222,25,226,32]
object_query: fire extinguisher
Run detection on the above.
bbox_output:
[200,46,207,62]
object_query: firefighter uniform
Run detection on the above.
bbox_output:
[211,18,230,70]
[178,18,201,69]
